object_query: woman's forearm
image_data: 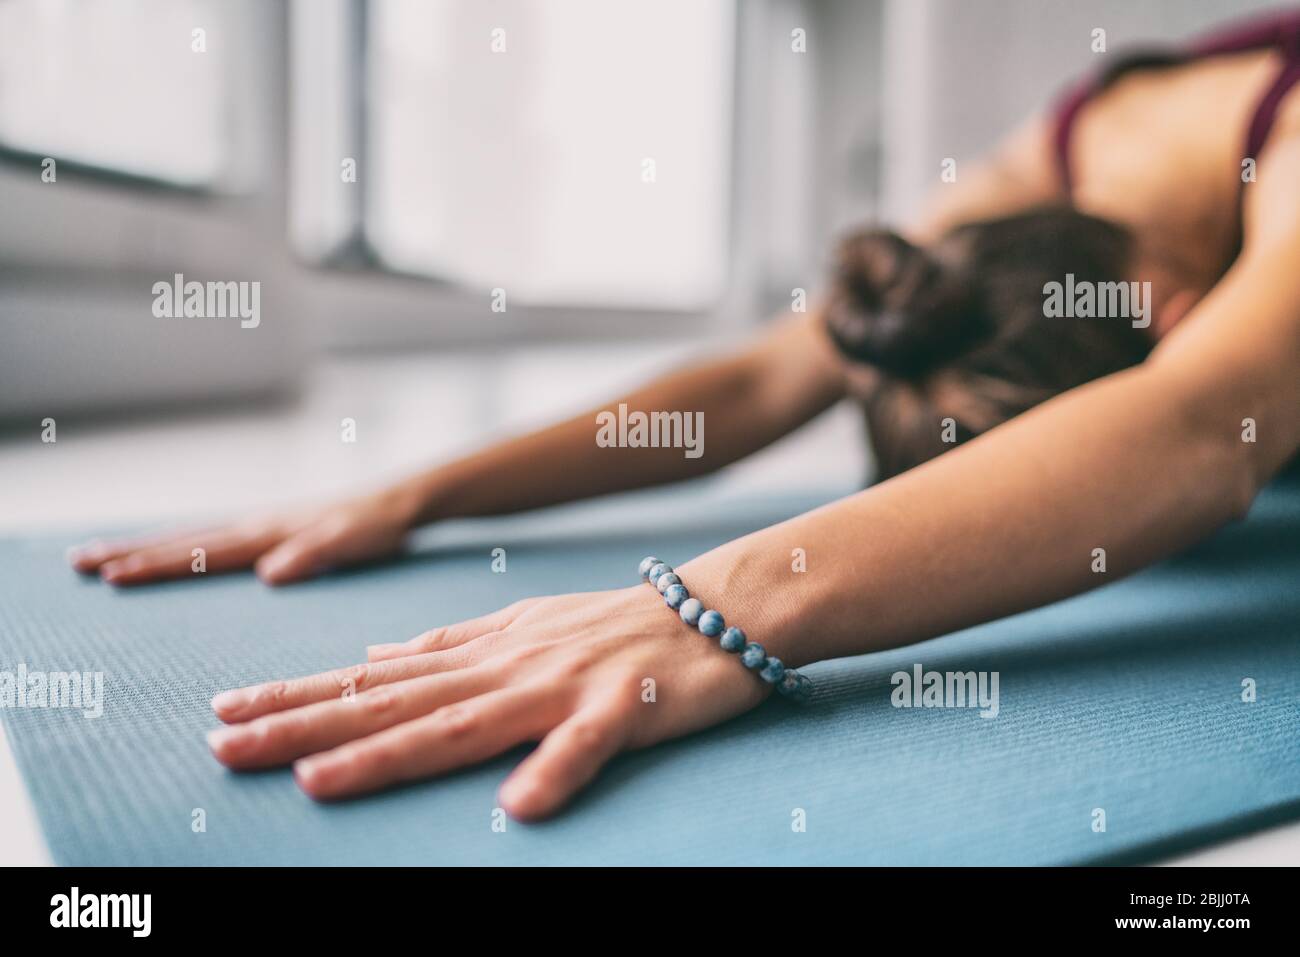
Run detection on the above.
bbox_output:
[679,361,1261,668]
[399,312,846,524]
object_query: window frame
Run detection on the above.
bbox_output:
[1,0,841,357]
[289,0,802,350]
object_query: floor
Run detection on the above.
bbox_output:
[0,347,1292,865]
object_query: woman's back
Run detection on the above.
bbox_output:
[1064,12,1300,289]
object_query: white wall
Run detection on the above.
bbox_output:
[879,0,1282,223]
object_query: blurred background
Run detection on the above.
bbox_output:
[0,0,1279,532]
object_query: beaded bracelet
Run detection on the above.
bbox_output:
[638,556,813,702]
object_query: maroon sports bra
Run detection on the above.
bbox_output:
[1052,8,1300,194]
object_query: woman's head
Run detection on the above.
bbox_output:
[825,207,1157,480]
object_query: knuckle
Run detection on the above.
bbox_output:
[359,687,398,716]
[433,703,477,738]
[564,718,609,752]
[414,628,447,652]
[339,663,371,692]
[330,665,371,696]
[260,680,290,709]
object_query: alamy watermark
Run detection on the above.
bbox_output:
[151,273,260,329]
[595,402,704,459]
[891,663,999,718]
[0,663,104,719]
[1042,273,1151,329]
[50,887,150,937]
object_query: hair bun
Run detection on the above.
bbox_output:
[824,229,984,378]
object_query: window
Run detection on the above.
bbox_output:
[359,0,736,310]
[0,0,235,188]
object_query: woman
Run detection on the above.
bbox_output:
[70,11,1300,820]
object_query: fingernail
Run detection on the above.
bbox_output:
[499,779,536,813]
[293,758,330,796]
[211,690,247,716]
[206,726,245,758]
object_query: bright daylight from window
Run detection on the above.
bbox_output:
[0,0,228,186]
[364,0,735,308]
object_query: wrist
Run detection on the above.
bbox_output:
[674,536,817,669]
[387,470,451,528]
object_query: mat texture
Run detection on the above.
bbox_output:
[1,482,1298,866]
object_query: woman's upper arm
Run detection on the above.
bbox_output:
[1147,135,1300,485]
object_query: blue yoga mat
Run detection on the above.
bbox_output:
[1,482,1298,865]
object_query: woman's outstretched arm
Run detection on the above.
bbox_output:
[689,136,1300,665]
[73,108,1064,588]
[71,310,846,585]
[683,262,1299,665]
[402,311,847,523]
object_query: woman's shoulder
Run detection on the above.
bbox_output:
[1269,81,1300,148]
[1242,127,1300,250]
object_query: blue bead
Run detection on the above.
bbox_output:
[741,642,767,670]
[759,657,785,684]
[697,609,725,637]
[655,572,681,594]
[778,671,812,701]
[719,626,746,653]
[663,583,689,610]
[646,562,672,587]
[638,556,661,580]
[678,598,704,626]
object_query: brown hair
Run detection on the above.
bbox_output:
[824,207,1153,480]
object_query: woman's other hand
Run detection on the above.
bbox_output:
[68,484,425,587]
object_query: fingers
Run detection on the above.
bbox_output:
[366,599,538,662]
[68,524,228,575]
[294,684,564,800]
[254,516,396,586]
[207,667,499,769]
[212,648,485,723]
[107,530,280,585]
[68,538,146,573]
[497,695,631,821]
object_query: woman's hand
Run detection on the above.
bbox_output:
[205,583,776,820]
[68,484,426,587]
